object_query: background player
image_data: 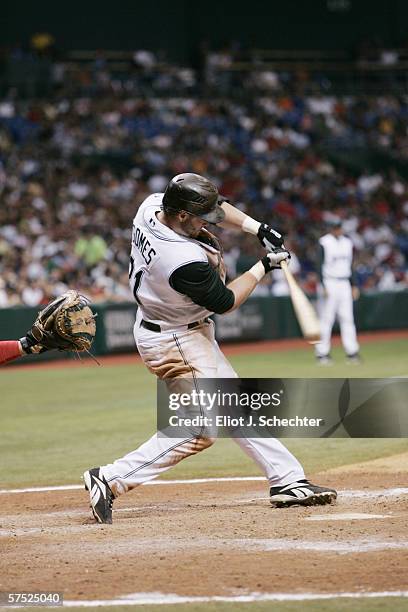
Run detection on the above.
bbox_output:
[84,173,337,524]
[315,218,360,365]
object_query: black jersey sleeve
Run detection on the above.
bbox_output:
[169,262,235,314]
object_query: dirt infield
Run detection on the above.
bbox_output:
[6,328,408,371]
[1,455,407,603]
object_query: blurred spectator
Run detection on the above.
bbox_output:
[0,49,407,306]
[0,279,8,307]
[75,230,108,267]
[21,279,44,306]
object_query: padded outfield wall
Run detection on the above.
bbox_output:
[0,291,407,362]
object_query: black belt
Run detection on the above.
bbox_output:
[141,318,210,333]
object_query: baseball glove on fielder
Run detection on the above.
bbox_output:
[20,290,97,354]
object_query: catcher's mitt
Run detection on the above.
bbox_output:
[21,290,96,354]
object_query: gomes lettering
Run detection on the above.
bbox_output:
[133,227,157,265]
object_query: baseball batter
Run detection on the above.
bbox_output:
[315,218,360,364]
[84,173,337,523]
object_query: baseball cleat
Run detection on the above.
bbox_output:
[83,467,114,524]
[346,353,362,365]
[270,479,337,508]
[316,355,333,366]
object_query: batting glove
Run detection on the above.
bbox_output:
[257,223,284,250]
[261,248,291,273]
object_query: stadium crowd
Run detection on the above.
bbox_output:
[0,51,407,306]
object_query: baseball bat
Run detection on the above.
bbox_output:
[280,260,321,344]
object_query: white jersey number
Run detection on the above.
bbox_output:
[129,255,145,305]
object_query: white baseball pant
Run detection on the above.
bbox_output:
[315,279,359,357]
[102,316,305,497]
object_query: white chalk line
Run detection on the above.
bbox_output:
[232,538,408,554]
[1,513,403,538]
[0,476,265,495]
[305,512,390,521]
[1,478,408,498]
[1,521,407,554]
[4,590,406,607]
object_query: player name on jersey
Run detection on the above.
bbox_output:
[132,226,157,265]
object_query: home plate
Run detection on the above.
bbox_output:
[305,513,389,522]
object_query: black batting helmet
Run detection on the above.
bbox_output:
[162,173,226,224]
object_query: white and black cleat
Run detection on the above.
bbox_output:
[83,467,114,524]
[270,479,337,508]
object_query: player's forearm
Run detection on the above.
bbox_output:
[0,340,24,365]
[219,202,283,251]
[219,202,260,233]
[226,261,267,311]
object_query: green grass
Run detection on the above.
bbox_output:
[231,338,408,378]
[1,338,407,488]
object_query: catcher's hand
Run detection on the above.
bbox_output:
[20,290,97,354]
[257,223,284,250]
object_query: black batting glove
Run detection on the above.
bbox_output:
[257,223,284,250]
[261,247,291,273]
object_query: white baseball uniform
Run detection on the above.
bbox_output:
[315,232,360,358]
[101,194,305,497]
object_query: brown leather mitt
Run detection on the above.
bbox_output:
[20,290,97,354]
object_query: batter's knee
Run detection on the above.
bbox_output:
[338,313,354,326]
[193,436,216,452]
[169,436,216,464]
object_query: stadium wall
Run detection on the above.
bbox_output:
[1,292,407,362]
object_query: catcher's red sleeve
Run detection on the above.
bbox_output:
[0,340,22,365]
